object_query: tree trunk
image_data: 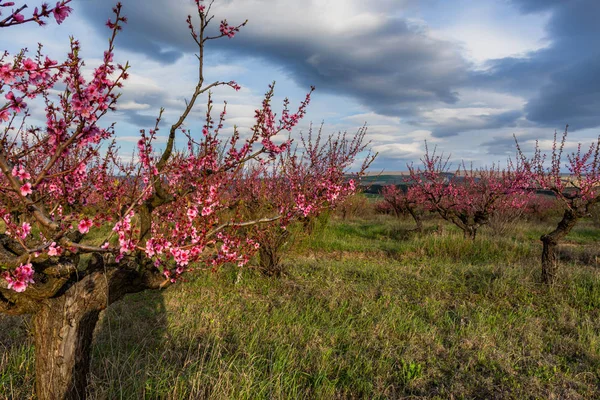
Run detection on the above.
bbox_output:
[541,236,559,285]
[28,265,166,399]
[258,229,290,277]
[540,208,578,285]
[462,226,477,240]
[258,244,284,277]
[33,294,101,400]
[407,207,423,233]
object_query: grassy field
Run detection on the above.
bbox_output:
[1,212,599,399]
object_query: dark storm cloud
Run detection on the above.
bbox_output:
[76,0,600,139]
[224,20,469,115]
[76,1,191,63]
[122,111,162,128]
[431,110,522,138]
[476,0,600,130]
[481,131,540,156]
[76,0,469,117]
[525,54,600,129]
[508,0,565,13]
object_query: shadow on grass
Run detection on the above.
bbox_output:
[0,313,33,397]
[87,288,169,398]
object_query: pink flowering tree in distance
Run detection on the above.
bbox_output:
[233,124,374,276]
[381,183,426,232]
[485,188,532,236]
[516,126,600,285]
[408,144,528,240]
[0,1,368,398]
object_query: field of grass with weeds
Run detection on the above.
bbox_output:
[1,212,599,399]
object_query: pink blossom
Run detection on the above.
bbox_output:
[22,58,37,73]
[12,165,31,180]
[0,63,15,83]
[187,207,198,220]
[219,20,237,38]
[78,218,93,234]
[5,263,35,292]
[348,179,356,191]
[43,56,58,68]
[171,248,190,266]
[5,91,26,112]
[12,13,24,23]
[20,182,32,196]
[47,242,61,256]
[228,80,241,91]
[53,2,72,24]
[19,222,31,239]
[9,280,27,292]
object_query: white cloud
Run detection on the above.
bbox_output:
[118,101,152,111]
[427,1,551,67]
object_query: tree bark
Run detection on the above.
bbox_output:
[27,264,166,399]
[540,208,578,285]
[258,244,284,277]
[540,237,558,285]
[463,226,477,240]
[33,294,101,400]
[407,206,423,233]
[258,229,290,277]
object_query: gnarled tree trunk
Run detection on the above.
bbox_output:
[258,228,290,277]
[461,225,477,240]
[31,266,166,399]
[406,206,423,233]
[541,208,578,285]
[33,286,103,400]
[0,254,167,400]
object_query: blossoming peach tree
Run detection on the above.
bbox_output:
[233,124,374,276]
[380,183,426,232]
[516,127,600,285]
[408,144,528,240]
[0,1,372,398]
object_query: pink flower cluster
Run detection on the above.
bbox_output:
[2,263,34,292]
[17,222,31,239]
[47,242,62,256]
[113,211,135,262]
[193,0,205,13]
[11,164,34,196]
[78,218,93,234]
[0,0,71,27]
[219,20,237,38]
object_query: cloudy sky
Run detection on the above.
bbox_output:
[4,0,600,170]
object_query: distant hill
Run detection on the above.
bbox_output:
[353,171,577,195]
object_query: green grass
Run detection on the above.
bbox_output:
[1,214,599,399]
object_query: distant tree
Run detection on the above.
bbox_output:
[524,194,563,222]
[380,184,425,232]
[234,125,374,276]
[409,144,527,240]
[516,126,600,284]
[486,189,533,236]
[337,191,370,220]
